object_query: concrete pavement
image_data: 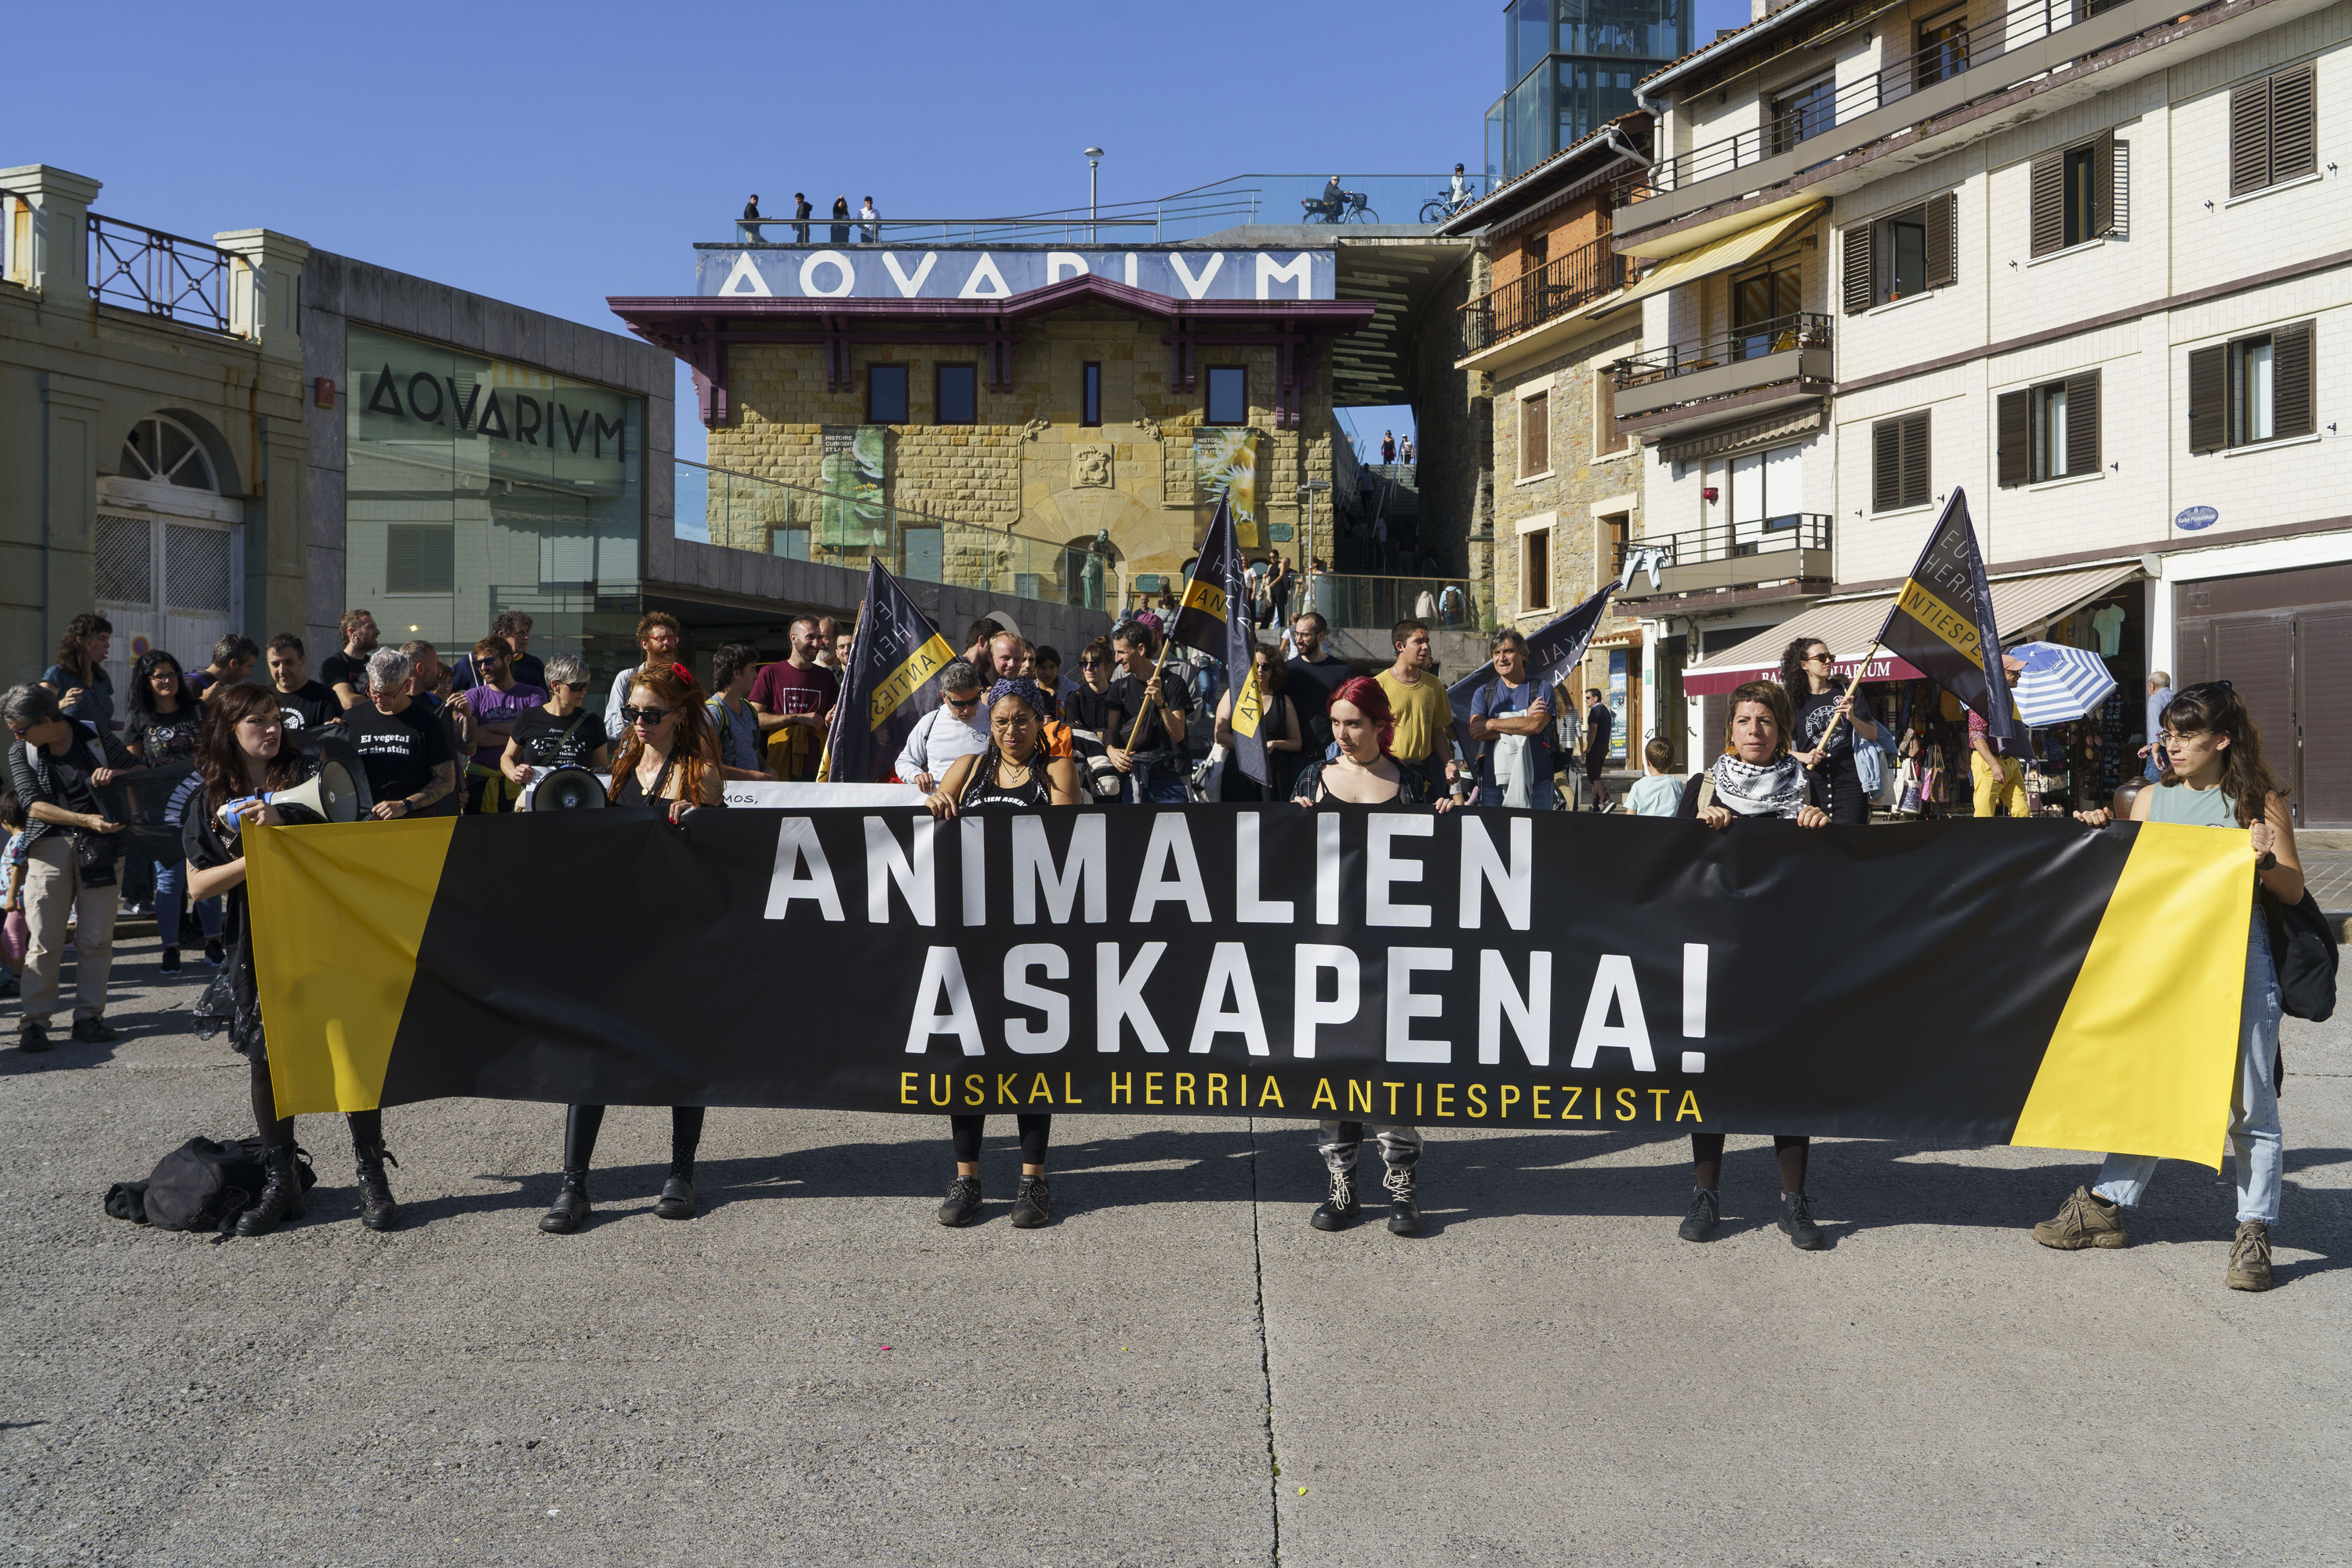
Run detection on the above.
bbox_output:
[4,924,2350,1566]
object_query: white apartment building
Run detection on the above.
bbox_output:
[1606,0,2350,824]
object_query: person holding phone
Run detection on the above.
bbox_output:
[4,683,139,1054]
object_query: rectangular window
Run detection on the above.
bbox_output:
[1593,369,1625,456]
[936,364,978,425]
[1768,75,1835,156]
[1914,6,1970,89]
[1733,261,1802,358]
[1522,527,1552,613]
[2190,323,2315,452]
[1081,362,1102,426]
[1998,371,2100,485]
[1205,365,1247,426]
[2031,132,2114,257]
[1844,194,1956,311]
[2230,64,2318,196]
[1520,390,1550,476]
[1730,443,1805,541]
[387,523,456,594]
[1871,411,1930,512]
[868,364,909,423]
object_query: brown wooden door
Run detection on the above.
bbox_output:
[2296,610,2352,827]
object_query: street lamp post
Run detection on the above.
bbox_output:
[1296,481,1330,607]
[1084,147,1104,242]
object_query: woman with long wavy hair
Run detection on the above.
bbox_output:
[125,649,207,972]
[183,681,403,1233]
[541,662,725,1236]
[2033,681,2304,1291]
[1778,636,1877,824]
[42,612,116,730]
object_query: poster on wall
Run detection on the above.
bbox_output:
[820,426,888,551]
[1193,429,1261,549]
[1608,650,1629,762]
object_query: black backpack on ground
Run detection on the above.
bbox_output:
[111,1138,315,1233]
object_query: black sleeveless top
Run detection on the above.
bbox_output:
[959,748,1054,810]
[612,751,679,811]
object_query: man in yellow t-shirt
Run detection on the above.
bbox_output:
[1375,619,1462,800]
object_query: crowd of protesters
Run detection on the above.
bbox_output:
[3,601,2310,1290]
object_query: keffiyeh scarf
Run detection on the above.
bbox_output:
[1708,753,1809,818]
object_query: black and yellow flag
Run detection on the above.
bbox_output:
[1171,496,1266,786]
[1873,488,2017,742]
[818,557,956,783]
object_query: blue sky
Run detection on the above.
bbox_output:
[18,0,1745,463]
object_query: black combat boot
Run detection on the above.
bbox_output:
[234,1145,308,1236]
[539,1171,590,1234]
[353,1134,401,1232]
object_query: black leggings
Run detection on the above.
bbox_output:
[950,1113,1051,1167]
[1690,1133,1809,1194]
[252,1060,379,1152]
[563,1105,706,1177]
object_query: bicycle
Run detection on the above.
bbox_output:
[1303,190,1378,224]
[1418,190,1475,223]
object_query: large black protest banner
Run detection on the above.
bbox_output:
[245,808,2252,1166]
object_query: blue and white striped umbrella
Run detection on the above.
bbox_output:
[2005,640,2117,728]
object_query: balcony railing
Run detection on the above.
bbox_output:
[1623,0,2131,204]
[677,459,1109,608]
[728,172,1494,248]
[1617,515,1833,598]
[1613,313,1832,423]
[87,213,233,335]
[1459,238,1628,356]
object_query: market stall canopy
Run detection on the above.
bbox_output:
[1682,561,2145,695]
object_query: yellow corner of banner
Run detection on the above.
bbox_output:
[2011,823,2253,1170]
[243,818,456,1116]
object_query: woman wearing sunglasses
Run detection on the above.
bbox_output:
[1675,680,1832,1250]
[1780,637,1878,825]
[539,664,724,1236]
[924,679,1080,1229]
[1214,643,1304,802]
[499,652,611,797]
[2034,681,2303,1291]
[182,681,403,1233]
[892,660,990,795]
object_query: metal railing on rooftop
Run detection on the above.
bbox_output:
[724,172,1493,247]
[87,213,233,335]
[1623,0,2128,201]
[1614,312,1832,387]
[1459,237,1628,357]
[1616,514,1832,597]
[677,459,1111,609]
[1310,573,1489,633]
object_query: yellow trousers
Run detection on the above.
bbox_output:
[1970,751,2027,818]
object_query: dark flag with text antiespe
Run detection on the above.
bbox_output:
[1171,495,1266,786]
[1448,579,1618,759]
[818,557,957,783]
[1872,488,2016,743]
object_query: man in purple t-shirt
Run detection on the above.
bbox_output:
[451,636,546,812]
[750,617,840,782]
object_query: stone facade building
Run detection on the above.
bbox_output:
[1443,116,1655,767]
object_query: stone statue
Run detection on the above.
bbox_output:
[1081,530,1109,610]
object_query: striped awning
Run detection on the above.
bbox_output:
[1606,202,1826,313]
[1682,561,2144,695]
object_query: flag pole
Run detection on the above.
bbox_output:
[1807,641,1883,756]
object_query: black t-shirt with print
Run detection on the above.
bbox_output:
[125,702,205,764]
[274,681,339,737]
[510,705,609,768]
[319,651,373,700]
[342,699,456,807]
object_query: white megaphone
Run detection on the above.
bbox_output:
[216,742,372,837]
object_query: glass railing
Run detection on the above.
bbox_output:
[724,173,1494,247]
[675,459,1112,608]
[1309,573,1491,633]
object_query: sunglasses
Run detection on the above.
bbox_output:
[944,692,980,709]
[621,706,674,725]
[557,681,589,693]
[1079,659,1105,669]
[1805,652,1834,664]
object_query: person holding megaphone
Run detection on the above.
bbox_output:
[184,682,403,1236]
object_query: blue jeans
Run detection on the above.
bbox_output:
[2143,752,2163,782]
[1127,757,1191,804]
[1475,775,1555,810]
[2094,917,2283,1224]
[151,859,223,946]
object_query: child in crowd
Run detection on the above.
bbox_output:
[1625,739,1683,817]
[0,790,26,999]
[2110,772,2148,821]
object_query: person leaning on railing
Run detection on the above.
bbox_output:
[924,678,1080,1232]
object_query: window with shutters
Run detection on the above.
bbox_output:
[1998,372,2101,485]
[1871,411,1930,512]
[2188,322,2315,452]
[1520,390,1551,477]
[1593,370,1627,456]
[1842,194,1957,311]
[387,524,456,594]
[2029,132,2116,258]
[1522,526,1552,613]
[2230,64,2318,197]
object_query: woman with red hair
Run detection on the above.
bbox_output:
[539,662,725,1236]
[1288,674,1457,1239]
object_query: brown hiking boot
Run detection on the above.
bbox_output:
[2226,1220,2273,1291]
[2032,1185,2128,1250]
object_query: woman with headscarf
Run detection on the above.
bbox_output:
[539,664,725,1236]
[925,680,1080,1228]
[1675,679,1832,1249]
